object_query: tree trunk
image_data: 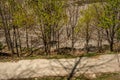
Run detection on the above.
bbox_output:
[97,30,102,53]
[71,27,75,54]
[26,27,29,49]
[109,41,114,52]
[85,24,89,53]
[17,28,22,54]
[13,26,19,57]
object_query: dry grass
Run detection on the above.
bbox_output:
[10,73,120,80]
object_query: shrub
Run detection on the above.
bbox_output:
[0,42,3,51]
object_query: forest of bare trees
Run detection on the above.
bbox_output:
[0,0,120,57]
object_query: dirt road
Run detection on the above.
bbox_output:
[0,54,120,80]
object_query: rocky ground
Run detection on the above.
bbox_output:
[0,54,120,80]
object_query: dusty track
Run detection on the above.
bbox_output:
[0,54,120,80]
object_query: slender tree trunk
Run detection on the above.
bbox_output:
[109,40,114,52]
[17,28,22,54]
[30,36,33,56]
[26,27,29,49]
[85,24,89,53]
[97,30,102,53]
[6,28,15,55]
[0,4,15,55]
[13,26,19,57]
[71,26,75,54]
[57,31,60,50]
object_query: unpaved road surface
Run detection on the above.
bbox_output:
[0,54,120,80]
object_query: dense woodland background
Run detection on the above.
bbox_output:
[0,0,120,57]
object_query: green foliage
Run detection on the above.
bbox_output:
[13,11,26,27]
[99,0,120,29]
[80,6,93,23]
[5,0,36,28]
[75,4,96,34]
[29,0,67,26]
